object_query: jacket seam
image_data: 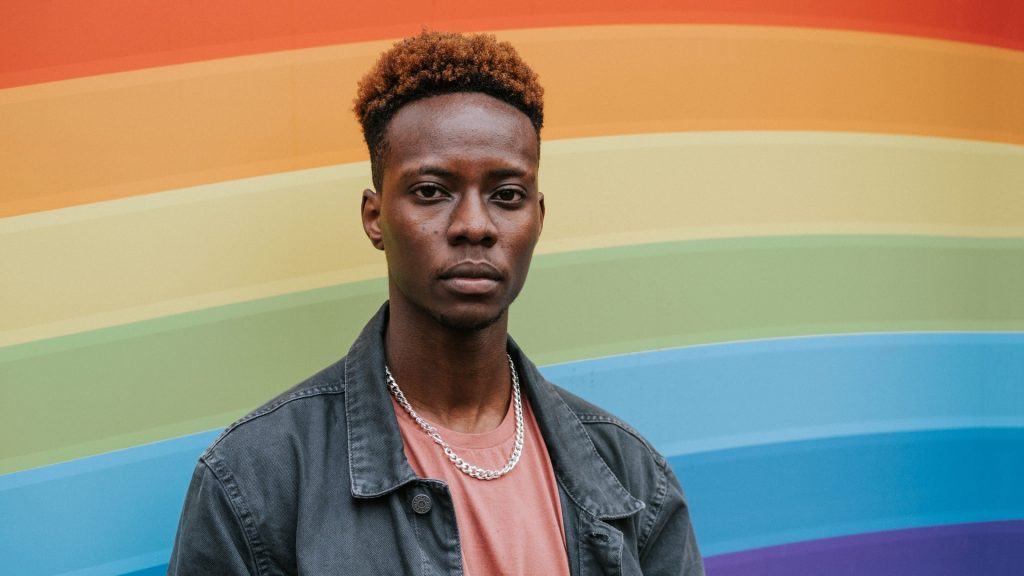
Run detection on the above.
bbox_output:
[637,458,670,557]
[206,384,345,454]
[575,511,584,576]
[575,413,668,465]
[344,355,359,496]
[199,456,268,576]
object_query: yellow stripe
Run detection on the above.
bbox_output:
[2,24,1023,216]
[3,131,1023,347]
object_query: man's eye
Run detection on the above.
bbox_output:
[493,188,523,203]
[413,185,446,199]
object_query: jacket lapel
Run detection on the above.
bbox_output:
[344,304,419,498]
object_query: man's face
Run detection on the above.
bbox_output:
[362,92,544,331]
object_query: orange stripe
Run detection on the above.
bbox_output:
[1,0,1021,88]
[2,25,1023,217]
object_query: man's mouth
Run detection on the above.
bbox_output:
[439,262,502,281]
[439,262,502,294]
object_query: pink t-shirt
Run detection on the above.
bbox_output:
[392,392,571,576]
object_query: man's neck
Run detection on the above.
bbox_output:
[384,302,513,434]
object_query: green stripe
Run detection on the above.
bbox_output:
[3,235,1022,474]
[512,235,1024,362]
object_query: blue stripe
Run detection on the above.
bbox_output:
[76,521,1024,576]
[0,430,217,490]
[121,566,171,576]
[541,331,1024,454]
[54,550,172,576]
[0,433,216,576]
[676,428,1024,556]
[2,332,1021,574]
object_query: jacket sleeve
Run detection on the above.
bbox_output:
[639,462,704,576]
[168,460,259,575]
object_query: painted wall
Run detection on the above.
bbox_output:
[1,2,1022,574]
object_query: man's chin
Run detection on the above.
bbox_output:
[435,308,507,333]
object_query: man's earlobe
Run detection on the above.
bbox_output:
[361,189,385,251]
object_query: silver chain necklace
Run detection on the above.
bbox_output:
[385,354,524,481]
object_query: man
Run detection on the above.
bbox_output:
[169,30,702,575]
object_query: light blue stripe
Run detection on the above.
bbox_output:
[2,332,1021,574]
[0,434,216,576]
[540,331,1024,454]
[55,550,171,576]
[675,428,1024,556]
[0,430,218,490]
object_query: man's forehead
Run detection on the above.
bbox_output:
[383,93,540,170]
[388,92,536,136]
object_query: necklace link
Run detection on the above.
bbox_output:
[386,354,524,481]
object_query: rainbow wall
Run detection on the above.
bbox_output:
[1,2,1022,574]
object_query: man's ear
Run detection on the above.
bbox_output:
[537,191,545,235]
[361,189,385,251]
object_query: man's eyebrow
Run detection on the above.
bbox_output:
[487,167,529,179]
[399,165,530,179]
[396,165,456,180]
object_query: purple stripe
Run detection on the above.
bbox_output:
[704,521,1024,576]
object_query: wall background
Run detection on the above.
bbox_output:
[1,2,1022,574]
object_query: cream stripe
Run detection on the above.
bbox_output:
[3,131,1023,346]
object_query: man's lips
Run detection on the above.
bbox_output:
[439,262,502,281]
[439,262,502,294]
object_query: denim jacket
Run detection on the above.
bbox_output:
[169,305,703,575]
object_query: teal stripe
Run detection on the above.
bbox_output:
[2,235,1023,473]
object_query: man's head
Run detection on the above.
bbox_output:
[355,31,546,332]
[353,30,544,191]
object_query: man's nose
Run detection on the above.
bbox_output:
[448,191,497,246]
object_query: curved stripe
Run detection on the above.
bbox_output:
[124,565,170,576]
[2,236,1023,470]
[90,521,1024,576]
[1,427,1020,572]
[64,553,172,576]
[2,0,1021,87]
[4,331,1020,473]
[675,428,1024,555]
[4,25,1024,216]
[1,235,1022,469]
[541,332,1024,454]
[517,237,1024,364]
[704,521,1024,576]
[5,132,1023,345]
[0,431,213,576]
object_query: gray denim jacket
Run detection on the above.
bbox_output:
[169,305,703,575]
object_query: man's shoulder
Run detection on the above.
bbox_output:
[546,381,668,469]
[202,356,350,464]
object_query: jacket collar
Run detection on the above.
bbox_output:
[509,342,645,520]
[344,304,419,498]
[344,303,644,520]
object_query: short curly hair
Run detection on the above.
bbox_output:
[353,30,545,189]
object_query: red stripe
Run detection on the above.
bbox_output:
[2,0,1022,89]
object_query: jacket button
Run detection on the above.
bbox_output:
[411,493,432,514]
